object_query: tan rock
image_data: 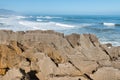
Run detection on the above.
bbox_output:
[0,69,6,75]
[36,72,45,80]
[69,59,99,74]
[90,67,120,80]
[98,60,112,67]
[0,43,25,75]
[100,44,120,60]
[54,62,82,76]
[49,76,88,80]
[65,33,80,47]
[80,47,110,61]
[45,46,67,63]
[112,60,120,69]
[0,30,120,80]
[36,53,57,80]
[1,68,23,80]
[9,41,22,54]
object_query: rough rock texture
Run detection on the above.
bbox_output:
[1,68,24,80]
[0,30,120,80]
[90,67,120,80]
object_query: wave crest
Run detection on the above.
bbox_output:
[102,22,120,27]
[18,21,75,30]
[36,16,61,19]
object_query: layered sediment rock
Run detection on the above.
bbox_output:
[0,30,120,80]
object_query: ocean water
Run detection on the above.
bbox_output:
[0,15,120,46]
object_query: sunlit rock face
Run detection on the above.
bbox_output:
[0,30,120,80]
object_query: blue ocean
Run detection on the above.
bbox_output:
[0,15,120,46]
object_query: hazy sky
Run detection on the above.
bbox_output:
[0,0,120,15]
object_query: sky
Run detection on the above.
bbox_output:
[0,0,120,15]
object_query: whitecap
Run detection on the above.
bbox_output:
[15,16,27,19]
[18,21,75,30]
[36,19,43,22]
[99,37,120,46]
[36,16,61,19]
[103,22,115,27]
[101,41,120,46]
[55,23,75,28]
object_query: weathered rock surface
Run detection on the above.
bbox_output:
[1,68,25,80]
[90,67,120,80]
[0,30,119,80]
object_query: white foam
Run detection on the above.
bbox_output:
[103,22,115,27]
[29,16,33,18]
[36,19,43,22]
[36,16,61,19]
[18,21,40,29]
[100,38,120,46]
[0,15,75,31]
[0,17,8,20]
[55,23,75,28]
[18,21,75,30]
[15,16,27,19]
[101,41,120,46]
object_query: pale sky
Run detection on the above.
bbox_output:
[0,0,120,15]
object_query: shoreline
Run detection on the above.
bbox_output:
[0,30,120,80]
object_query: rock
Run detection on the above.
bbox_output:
[69,59,99,74]
[105,43,112,48]
[54,62,82,76]
[111,60,120,69]
[88,34,100,47]
[100,45,120,61]
[66,34,110,61]
[90,67,120,80]
[0,42,25,75]
[44,46,68,63]
[36,72,45,80]
[80,47,110,61]
[79,34,110,61]
[79,34,96,48]
[49,76,88,80]
[109,47,120,60]
[9,41,23,54]
[98,60,112,67]
[1,68,24,80]
[65,33,80,48]
[0,69,6,75]
[18,59,30,73]
[0,30,120,80]
[35,53,57,80]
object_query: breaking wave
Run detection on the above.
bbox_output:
[102,22,120,27]
[18,21,75,30]
[0,15,74,31]
[100,40,120,46]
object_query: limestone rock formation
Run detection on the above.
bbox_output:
[0,30,119,80]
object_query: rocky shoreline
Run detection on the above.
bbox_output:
[0,30,120,80]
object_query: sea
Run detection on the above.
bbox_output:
[0,14,120,46]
